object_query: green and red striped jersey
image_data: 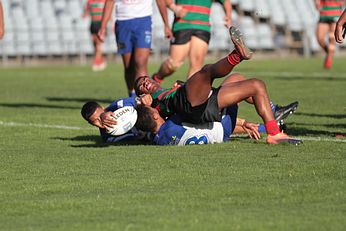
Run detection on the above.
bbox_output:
[173,0,225,32]
[320,0,344,20]
[151,85,182,118]
[86,0,106,22]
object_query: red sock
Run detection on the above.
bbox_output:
[265,120,280,136]
[227,49,243,66]
[152,74,163,84]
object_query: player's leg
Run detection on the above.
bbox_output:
[187,34,209,78]
[316,22,329,52]
[121,53,136,96]
[218,80,301,144]
[222,73,299,121]
[325,22,337,69]
[153,43,189,83]
[152,30,192,83]
[218,79,274,122]
[92,34,106,71]
[115,19,135,95]
[132,16,152,84]
[134,47,150,77]
[186,27,252,107]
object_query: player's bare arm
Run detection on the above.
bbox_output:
[97,0,115,42]
[335,9,346,43]
[223,0,232,27]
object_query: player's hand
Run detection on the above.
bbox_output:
[224,16,231,28]
[164,25,173,40]
[138,94,153,106]
[100,111,117,128]
[176,7,187,18]
[242,121,261,140]
[97,27,106,42]
[335,23,345,44]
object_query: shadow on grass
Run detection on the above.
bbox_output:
[46,97,113,104]
[293,122,346,129]
[286,126,345,137]
[295,112,346,119]
[52,135,151,148]
[0,103,79,109]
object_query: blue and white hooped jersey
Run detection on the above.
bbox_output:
[153,104,238,146]
[153,115,233,146]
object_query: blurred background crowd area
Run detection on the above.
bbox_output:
[1,0,346,65]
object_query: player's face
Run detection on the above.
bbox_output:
[135,76,160,95]
[88,107,105,129]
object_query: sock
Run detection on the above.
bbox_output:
[227,49,243,66]
[265,120,280,136]
[152,73,163,84]
[270,101,276,112]
[258,124,266,133]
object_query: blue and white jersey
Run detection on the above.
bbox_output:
[153,104,237,146]
[105,96,136,112]
[100,96,149,143]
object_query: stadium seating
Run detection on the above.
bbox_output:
[0,0,344,59]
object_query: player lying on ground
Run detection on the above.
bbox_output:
[134,73,301,145]
[132,27,302,144]
[81,95,150,144]
[81,93,299,145]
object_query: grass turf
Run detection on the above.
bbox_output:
[0,56,345,230]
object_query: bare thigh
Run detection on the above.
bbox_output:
[328,23,337,45]
[221,73,247,86]
[217,79,263,110]
[188,36,209,77]
[169,43,190,65]
[316,23,330,45]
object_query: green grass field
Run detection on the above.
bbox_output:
[0,56,345,231]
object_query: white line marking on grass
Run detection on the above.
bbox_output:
[1,121,345,143]
[295,136,346,143]
[0,121,94,130]
[231,134,346,143]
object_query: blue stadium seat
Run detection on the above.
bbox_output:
[239,16,258,49]
[257,23,275,50]
[58,14,77,55]
[29,17,47,55]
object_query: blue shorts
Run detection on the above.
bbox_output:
[221,104,238,142]
[115,16,152,54]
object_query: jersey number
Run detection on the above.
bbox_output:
[185,136,209,145]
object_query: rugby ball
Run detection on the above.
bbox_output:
[105,106,138,136]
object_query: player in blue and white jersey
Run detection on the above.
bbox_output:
[81,96,150,144]
[135,103,262,146]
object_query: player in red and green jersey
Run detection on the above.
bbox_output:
[83,0,107,71]
[152,0,232,83]
[314,0,346,69]
[133,27,301,145]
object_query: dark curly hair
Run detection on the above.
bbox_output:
[135,105,157,132]
[81,101,101,121]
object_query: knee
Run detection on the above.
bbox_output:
[200,64,211,73]
[251,78,266,92]
[165,58,183,71]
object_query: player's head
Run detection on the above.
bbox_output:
[81,101,105,128]
[135,105,162,133]
[134,76,161,95]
